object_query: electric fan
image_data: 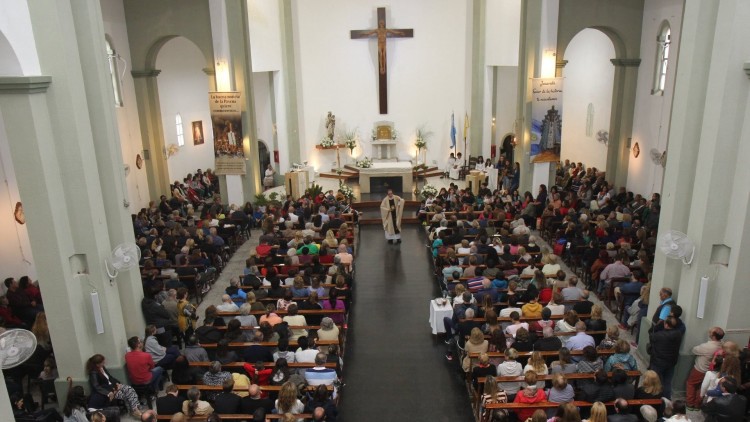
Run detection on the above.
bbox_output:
[0,329,38,369]
[105,242,141,278]
[659,230,695,265]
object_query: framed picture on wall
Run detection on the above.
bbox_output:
[192,121,204,145]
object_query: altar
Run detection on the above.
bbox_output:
[372,140,398,161]
[358,162,413,194]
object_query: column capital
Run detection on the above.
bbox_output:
[744,62,750,79]
[131,69,161,78]
[202,67,215,76]
[610,58,641,67]
[0,76,52,94]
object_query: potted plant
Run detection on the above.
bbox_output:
[254,193,268,213]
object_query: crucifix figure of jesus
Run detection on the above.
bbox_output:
[351,7,413,114]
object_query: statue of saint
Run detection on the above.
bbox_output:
[326,112,336,140]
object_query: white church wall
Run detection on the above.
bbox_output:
[560,28,615,171]
[495,66,518,157]
[293,0,470,171]
[248,0,282,72]
[627,0,683,197]
[0,112,36,281]
[0,1,41,76]
[485,0,521,67]
[155,37,214,184]
[252,72,275,169]
[100,0,151,210]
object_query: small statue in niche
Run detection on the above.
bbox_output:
[326,112,336,140]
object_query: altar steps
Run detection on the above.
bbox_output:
[319,167,359,180]
[413,165,444,178]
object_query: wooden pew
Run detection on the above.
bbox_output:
[483,399,663,413]
[157,415,311,421]
[199,339,339,349]
[217,309,345,318]
[188,361,336,369]
[173,384,332,393]
[460,313,591,324]
[473,371,642,410]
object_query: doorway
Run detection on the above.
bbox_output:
[258,140,271,180]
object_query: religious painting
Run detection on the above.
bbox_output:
[14,202,24,225]
[192,121,204,145]
[209,91,246,175]
[530,77,564,163]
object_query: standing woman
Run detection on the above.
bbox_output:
[176,287,196,339]
[380,189,404,244]
[263,164,275,191]
[86,354,142,418]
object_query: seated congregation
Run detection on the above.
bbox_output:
[426,159,750,421]
[39,173,355,421]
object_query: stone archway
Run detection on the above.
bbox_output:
[559,26,639,188]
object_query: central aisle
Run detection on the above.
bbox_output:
[338,225,474,421]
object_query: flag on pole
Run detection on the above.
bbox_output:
[450,112,456,148]
[463,112,470,140]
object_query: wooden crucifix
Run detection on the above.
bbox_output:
[350,7,413,115]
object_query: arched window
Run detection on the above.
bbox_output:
[175,113,184,146]
[105,38,124,107]
[652,23,671,95]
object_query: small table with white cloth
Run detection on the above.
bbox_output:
[429,299,453,335]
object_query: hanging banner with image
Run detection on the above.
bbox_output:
[530,77,563,163]
[210,91,246,175]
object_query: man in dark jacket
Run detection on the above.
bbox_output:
[702,376,747,422]
[141,295,177,346]
[648,316,683,399]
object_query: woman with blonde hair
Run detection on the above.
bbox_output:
[323,229,339,249]
[275,381,304,417]
[464,327,489,372]
[497,348,523,397]
[472,352,497,389]
[604,340,637,371]
[287,231,304,249]
[585,305,607,344]
[635,370,664,417]
[245,291,266,312]
[547,373,575,411]
[31,312,52,350]
[584,402,607,422]
[480,376,508,422]
[524,351,548,389]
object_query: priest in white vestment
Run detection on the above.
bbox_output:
[449,153,463,180]
[380,189,404,243]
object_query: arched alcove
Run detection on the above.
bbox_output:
[560,28,616,170]
[258,140,271,181]
[0,31,23,76]
[0,32,35,277]
[155,36,214,183]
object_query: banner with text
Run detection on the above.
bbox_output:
[530,78,563,163]
[210,91,246,175]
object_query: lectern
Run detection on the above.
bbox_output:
[285,170,309,199]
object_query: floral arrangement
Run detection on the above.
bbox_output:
[416,184,438,199]
[371,129,377,141]
[355,156,373,168]
[390,129,399,140]
[415,126,432,151]
[342,129,359,153]
[320,137,335,147]
[338,180,355,201]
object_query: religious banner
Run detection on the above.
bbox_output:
[209,91,246,175]
[530,77,564,163]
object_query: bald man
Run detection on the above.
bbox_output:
[240,384,273,414]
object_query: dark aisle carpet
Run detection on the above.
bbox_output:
[337,225,474,421]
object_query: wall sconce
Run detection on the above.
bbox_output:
[215,61,231,92]
[541,49,557,78]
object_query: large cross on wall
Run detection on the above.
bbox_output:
[350,7,414,115]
